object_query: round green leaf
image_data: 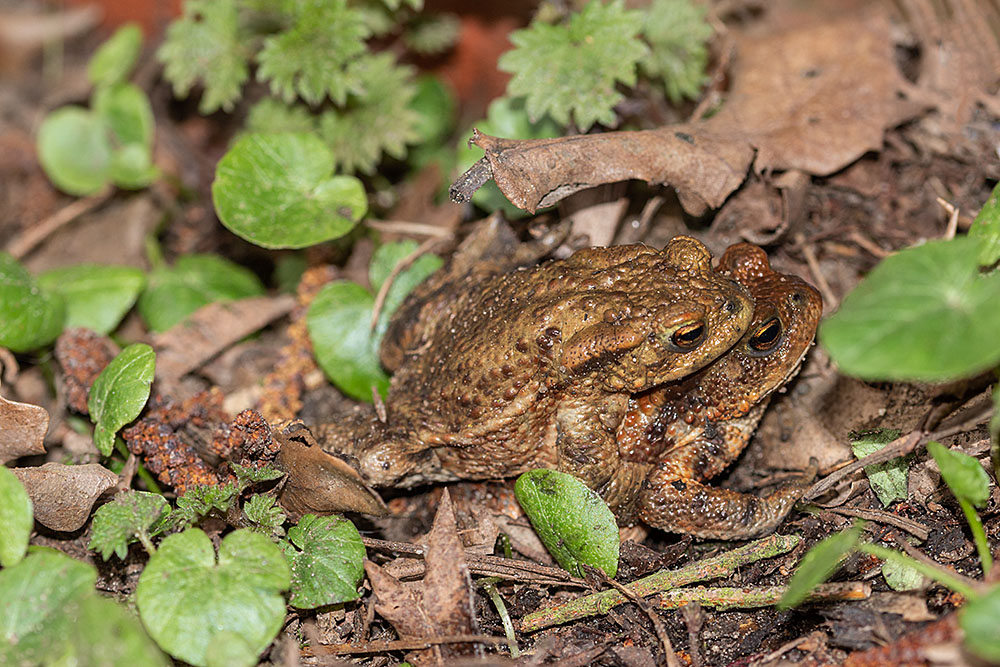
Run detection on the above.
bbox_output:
[961,586,1000,662]
[285,514,366,609]
[926,441,990,508]
[136,528,290,667]
[0,466,33,567]
[137,254,265,332]
[409,75,456,145]
[48,593,170,667]
[212,132,367,249]
[514,469,619,578]
[87,23,143,88]
[38,264,145,335]
[820,236,1000,381]
[307,281,388,401]
[37,106,113,196]
[205,631,257,667]
[969,181,1000,266]
[94,82,154,148]
[778,523,864,609]
[88,343,156,456]
[0,252,66,352]
[368,240,443,335]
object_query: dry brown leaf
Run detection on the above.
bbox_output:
[0,392,48,464]
[12,462,117,531]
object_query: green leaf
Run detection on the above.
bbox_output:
[38,264,145,335]
[0,466,32,567]
[94,82,154,148]
[52,593,170,667]
[284,514,366,608]
[850,429,907,507]
[172,483,239,528]
[231,462,285,487]
[498,0,648,130]
[89,491,169,560]
[640,0,712,103]
[87,23,143,88]
[212,132,367,249]
[157,0,249,113]
[926,441,990,508]
[244,494,286,537]
[205,631,257,667]
[881,556,924,591]
[256,0,370,106]
[138,254,265,332]
[778,523,864,608]
[136,528,290,667]
[37,106,113,195]
[88,343,155,456]
[317,52,420,174]
[246,99,317,136]
[405,14,461,55]
[969,181,1000,266]
[369,239,443,331]
[0,252,65,352]
[514,469,619,578]
[408,75,456,145]
[820,236,1000,381]
[961,586,1000,662]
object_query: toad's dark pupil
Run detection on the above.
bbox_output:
[749,318,781,350]
[672,323,705,348]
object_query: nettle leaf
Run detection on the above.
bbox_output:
[89,491,170,561]
[820,236,1000,381]
[514,469,620,578]
[640,0,713,103]
[409,75,456,146]
[926,441,990,508]
[138,254,265,332]
[172,483,240,528]
[0,252,65,352]
[136,528,290,667]
[317,52,420,174]
[157,0,249,113]
[961,586,1000,662]
[38,264,145,335]
[87,23,143,88]
[246,98,317,135]
[284,514,366,609]
[212,132,367,249]
[88,343,155,456]
[779,523,864,609]
[404,14,461,55]
[244,494,286,537]
[256,0,370,106]
[850,429,907,507]
[498,0,648,130]
[970,181,1000,266]
[307,241,441,401]
[37,106,114,196]
[0,465,32,567]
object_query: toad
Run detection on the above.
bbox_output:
[617,243,823,538]
[316,231,754,514]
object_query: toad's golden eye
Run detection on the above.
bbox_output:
[670,321,706,350]
[748,318,782,354]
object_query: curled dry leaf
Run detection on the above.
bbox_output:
[12,462,117,531]
[0,393,48,464]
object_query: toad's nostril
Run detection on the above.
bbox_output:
[725,299,740,314]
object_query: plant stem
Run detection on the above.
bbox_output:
[519,533,800,632]
[959,497,993,575]
[480,578,519,658]
[859,543,979,600]
[654,581,870,609]
[137,530,157,557]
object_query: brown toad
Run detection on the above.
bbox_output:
[317,231,754,514]
[617,243,823,538]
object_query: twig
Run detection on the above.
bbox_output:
[936,197,959,240]
[824,507,929,541]
[796,233,838,311]
[653,581,870,610]
[887,530,982,594]
[369,237,441,332]
[681,603,706,667]
[805,431,922,500]
[598,570,679,667]
[518,534,800,632]
[312,633,506,656]
[6,185,112,259]
[366,219,456,238]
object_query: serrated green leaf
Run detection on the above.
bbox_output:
[246,99,317,135]
[0,253,65,352]
[317,52,420,174]
[850,429,907,507]
[212,132,367,249]
[89,491,169,561]
[0,466,32,567]
[779,523,864,608]
[284,514,365,608]
[405,14,460,55]
[961,586,1000,662]
[88,343,155,456]
[231,462,285,487]
[137,254,265,332]
[514,469,619,578]
[93,81,154,149]
[37,106,114,195]
[136,528,290,667]
[38,264,145,335]
[640,0,712,103]
[88,23,143,88]
[244,494,286,536]
[498,0,648,130]
[157,0,249,113]
[820,236,1000,381]
[172,483,239,528]
[926,441,990,508]
[256,0,370,106]
[881,556,924,591]
[969,181,1000,266]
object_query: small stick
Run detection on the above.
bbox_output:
[519,533,800,632]
[598,570,680,667]
[366,219,455,238]
[796,233,838,311]
[369,237,441,332]
[805,431,922,500]
[824,507,929,541]
[312,633,506,656]
[6,186,112,259]
[653,581,870,610]
[681,602,706,667]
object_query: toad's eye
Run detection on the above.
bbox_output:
[669,321,706,350]
[747,318,782,354]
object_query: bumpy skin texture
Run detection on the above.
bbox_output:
[320,234,754,514]
[616,243,823,538]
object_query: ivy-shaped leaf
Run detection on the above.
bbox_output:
[88,343,156,456]
[283,514,366,608]
[87,23,143,88]
[37,106,114,196]
[38,264,145,335]
[0,252,65,352]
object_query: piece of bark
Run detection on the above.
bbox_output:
[13,462,117,531]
